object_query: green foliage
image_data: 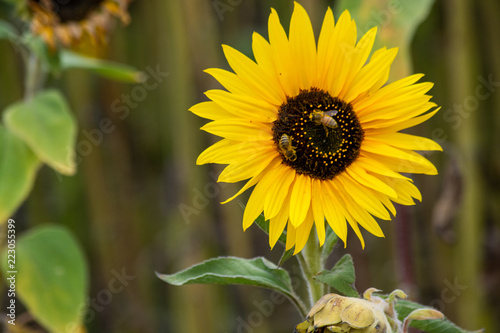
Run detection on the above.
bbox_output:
[3,89,77,175]
[395,299,484,333]
[335,0,435,49]
[60,50,144,83]
[157,256,296,298]
[314,254,359,298]
[0,126,41,224]
[2,225,89,333]
[321,226,339,264]
[0,19,17,40]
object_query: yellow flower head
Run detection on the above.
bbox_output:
[28,0,130,49]
[191,2,441,254]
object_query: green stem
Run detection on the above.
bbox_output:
[24,52,44,101]
[297,231,325,308]
[288,293,310,318]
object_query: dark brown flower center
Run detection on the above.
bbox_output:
[33,0,104,22]
[272,88,364,180]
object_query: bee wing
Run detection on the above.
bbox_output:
[324,110,338,117]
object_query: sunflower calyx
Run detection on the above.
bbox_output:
[294,288,443,333]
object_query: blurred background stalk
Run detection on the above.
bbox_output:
[444,0,488,329]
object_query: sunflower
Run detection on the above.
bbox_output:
[191,2,441,254]
[27,0,130,49]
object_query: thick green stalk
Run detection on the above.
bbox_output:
[297,231,325,308]
[24,52,43,101]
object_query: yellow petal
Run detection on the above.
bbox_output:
[204,68,255,96]
[269,192,291,248]
[317,7,336,87]
[294,209,314,254]
[370,188,397,216]
[356,155,410,180]
[243,169,281,230]
[363,108,440,133]
[205,89,277,123]
[345,213,365,249]
[371,133,442,151]
[189,101,235,120]
[311,179,325,221]
[264,166,296,219]
[197,140,272,165]
[285,220,297,251]
[329,10,357,97]
[289,174,312,227]
[346,162,397,198]
[361,140,438,175]
[201,119,272,141]
[358,94,432,123]
[332,179,385,238]
[268,8,300,97]
[353,73,425,111]
[289,2,317,89]
[322,181,348,244]
[343,47,398,103]
[252,32,287,101]
[338,27,378,101]
[221,172,264,204]
[387,176,422,204]
[218,149,277,183]
[222,44,283,106]
[336,174,391,220]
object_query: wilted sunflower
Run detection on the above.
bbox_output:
[27,0,130,49]
[191,2,441,254]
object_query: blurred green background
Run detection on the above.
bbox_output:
[1,0,499,332]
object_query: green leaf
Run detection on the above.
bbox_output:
[157,256,296,299]
[321,225,339,264]
[314,254,359,297]
[278,248,294,266]
[335,0,435,78]
[0,19,18,40]
[25,35,61,73]
[3,89,77,175]
[60,50,144,83]
[336,0,435,47]
[395,299,484,333]
[0,126,41,223]
[2,225,89,333]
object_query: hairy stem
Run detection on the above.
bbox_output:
[24,52,44,101]
[297,231,325,309]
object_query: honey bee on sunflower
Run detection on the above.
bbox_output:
[190,2,441,254]
[26,0,131,49]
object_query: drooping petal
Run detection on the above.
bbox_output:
[264,166,296,219]
[218,150,277,183]
[294,208,315,254]
[289,174,312,227]
[285,220,297,251]
[269,191,291,248]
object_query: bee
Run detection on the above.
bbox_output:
[309,109,339,136]
[279,134,297,161]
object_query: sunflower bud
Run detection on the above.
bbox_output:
[294,291,394,333]
[294,288,443,333]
